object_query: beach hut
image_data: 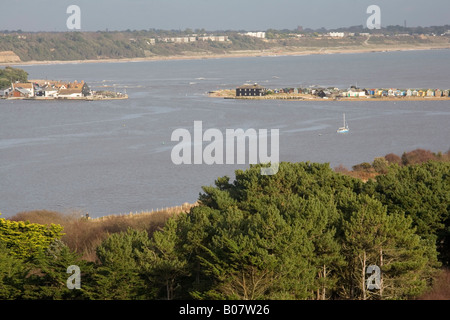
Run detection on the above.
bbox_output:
[427,89,435,97]
[406,89,413,96]
[435,89,442,97]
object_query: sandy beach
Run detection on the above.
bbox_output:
[2,43,450,67]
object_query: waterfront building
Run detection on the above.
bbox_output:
[11,82,34,98]
[236,83,267,97]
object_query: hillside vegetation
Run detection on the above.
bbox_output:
[1,30,449,62]
[1,148,449,300]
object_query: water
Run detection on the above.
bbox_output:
[1,50,449,218]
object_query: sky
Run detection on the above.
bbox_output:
[1,0,449,32]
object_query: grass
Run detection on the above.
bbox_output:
[8,204,196,262]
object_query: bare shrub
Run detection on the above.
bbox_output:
[401,149,437,166]
[384,153,402,165]
[417,269,450,300]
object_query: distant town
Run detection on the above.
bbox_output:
[210,83,450,101]
[0,80,128,100]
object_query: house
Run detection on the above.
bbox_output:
[344,88,366,97]
[236,84,267,97]
[11,82,34,98]
[61,80,91,97]
[1,87,12,97]
[57,88,84,98]
[43,87,58,97]
[328,32,345,38]
[243,32,266,38]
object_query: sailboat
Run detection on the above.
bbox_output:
[337,113,349,133]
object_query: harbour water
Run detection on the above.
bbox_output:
[1,49,449,217]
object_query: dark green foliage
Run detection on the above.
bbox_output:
[22,240,94,300]
[0,158,448,300]
[0,66,28,89]
[368,161,450,265]
[0,242,29,299]
[92,228,154,300]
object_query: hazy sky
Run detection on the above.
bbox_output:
[2,0,449,32]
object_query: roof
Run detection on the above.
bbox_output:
[12,82,33,89]
[15,88,31,95]
[237,83,266,89]
[58,88,83,95]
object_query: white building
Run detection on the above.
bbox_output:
[244,32,266,39]
[43,88,58,97]
[57,88,83,98]
[328,32,345,38]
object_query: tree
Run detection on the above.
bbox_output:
[371,161,450,248]
[0,66,28,89]
[93,228,153,300]
[0,241,29,299]
[338,194,438,300]
[22,240,94,300]
[183,162,353,300]
[138,218,189,300]
[0,216,64,260]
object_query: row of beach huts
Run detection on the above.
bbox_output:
[235,83,450,98]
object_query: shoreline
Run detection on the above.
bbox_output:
[210,90,450,102]
[2,44,450,67]
[223,96,450,102]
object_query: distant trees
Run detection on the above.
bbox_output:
[0,66,28,89]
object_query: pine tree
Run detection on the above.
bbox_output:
[339,194,439,300]
[93,228,152,300]
[137,218,189,300]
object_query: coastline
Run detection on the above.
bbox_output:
[2,44,450,67]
